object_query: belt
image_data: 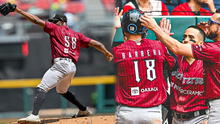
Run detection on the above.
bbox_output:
[173,109,206,120]
[54,57,73,63]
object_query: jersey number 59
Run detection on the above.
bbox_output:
[134,60,156,82]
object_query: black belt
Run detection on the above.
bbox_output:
[173,109,206,120]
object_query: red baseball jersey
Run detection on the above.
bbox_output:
[171,2,212,16]
[44,22,91,62]
[170,56,208,113]
[112,39,175,107]
[192,42,220,99]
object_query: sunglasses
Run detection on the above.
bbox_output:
[208,19,220,25]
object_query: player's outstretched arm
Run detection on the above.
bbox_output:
[0,3,45,27]
[15,7,45,27]
[140,14,193,58]
[88,40,113,61]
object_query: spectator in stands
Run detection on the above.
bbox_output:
[123,0,170,15]
[171,0,216,15]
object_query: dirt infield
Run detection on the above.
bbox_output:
[7,115,115,124]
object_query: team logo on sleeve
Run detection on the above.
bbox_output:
[131,87,140,96]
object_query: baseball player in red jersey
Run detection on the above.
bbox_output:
[0,2,113,123]
[169,26,208,124]
[113,9,175,124]
[140,9,220,124]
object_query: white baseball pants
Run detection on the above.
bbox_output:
[38,59,76,93]
[172,114,208,124]
[208,99,220,124]
[116,104,162,124]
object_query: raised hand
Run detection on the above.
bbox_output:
[160,18,174,36]
[105,51,114,62]
[140,13,159,31]
[197,21,209,34]
[114,7,123,29]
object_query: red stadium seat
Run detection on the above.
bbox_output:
[18,2,33,11]
[101,0,115,12]
[64,1,85,14]
[35,0,50,10]
[0,0,7,4]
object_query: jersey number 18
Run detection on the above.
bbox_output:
[134,59,156,82]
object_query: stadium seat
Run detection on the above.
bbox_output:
[18,3,33,11]
[0,0,7,4]
[64,1,85,14]
[35,0,50,10]
[101,0,115,12]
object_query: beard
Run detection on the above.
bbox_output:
[206,32,218,40]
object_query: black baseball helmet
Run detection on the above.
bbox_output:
[121,9,147,35]
[48,13,67,23]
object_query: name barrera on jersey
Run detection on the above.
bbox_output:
[113,39,175,108]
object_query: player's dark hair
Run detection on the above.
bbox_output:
[187,25,206,41]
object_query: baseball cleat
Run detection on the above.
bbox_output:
[72,109,91,118]
[18,114,41,124]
